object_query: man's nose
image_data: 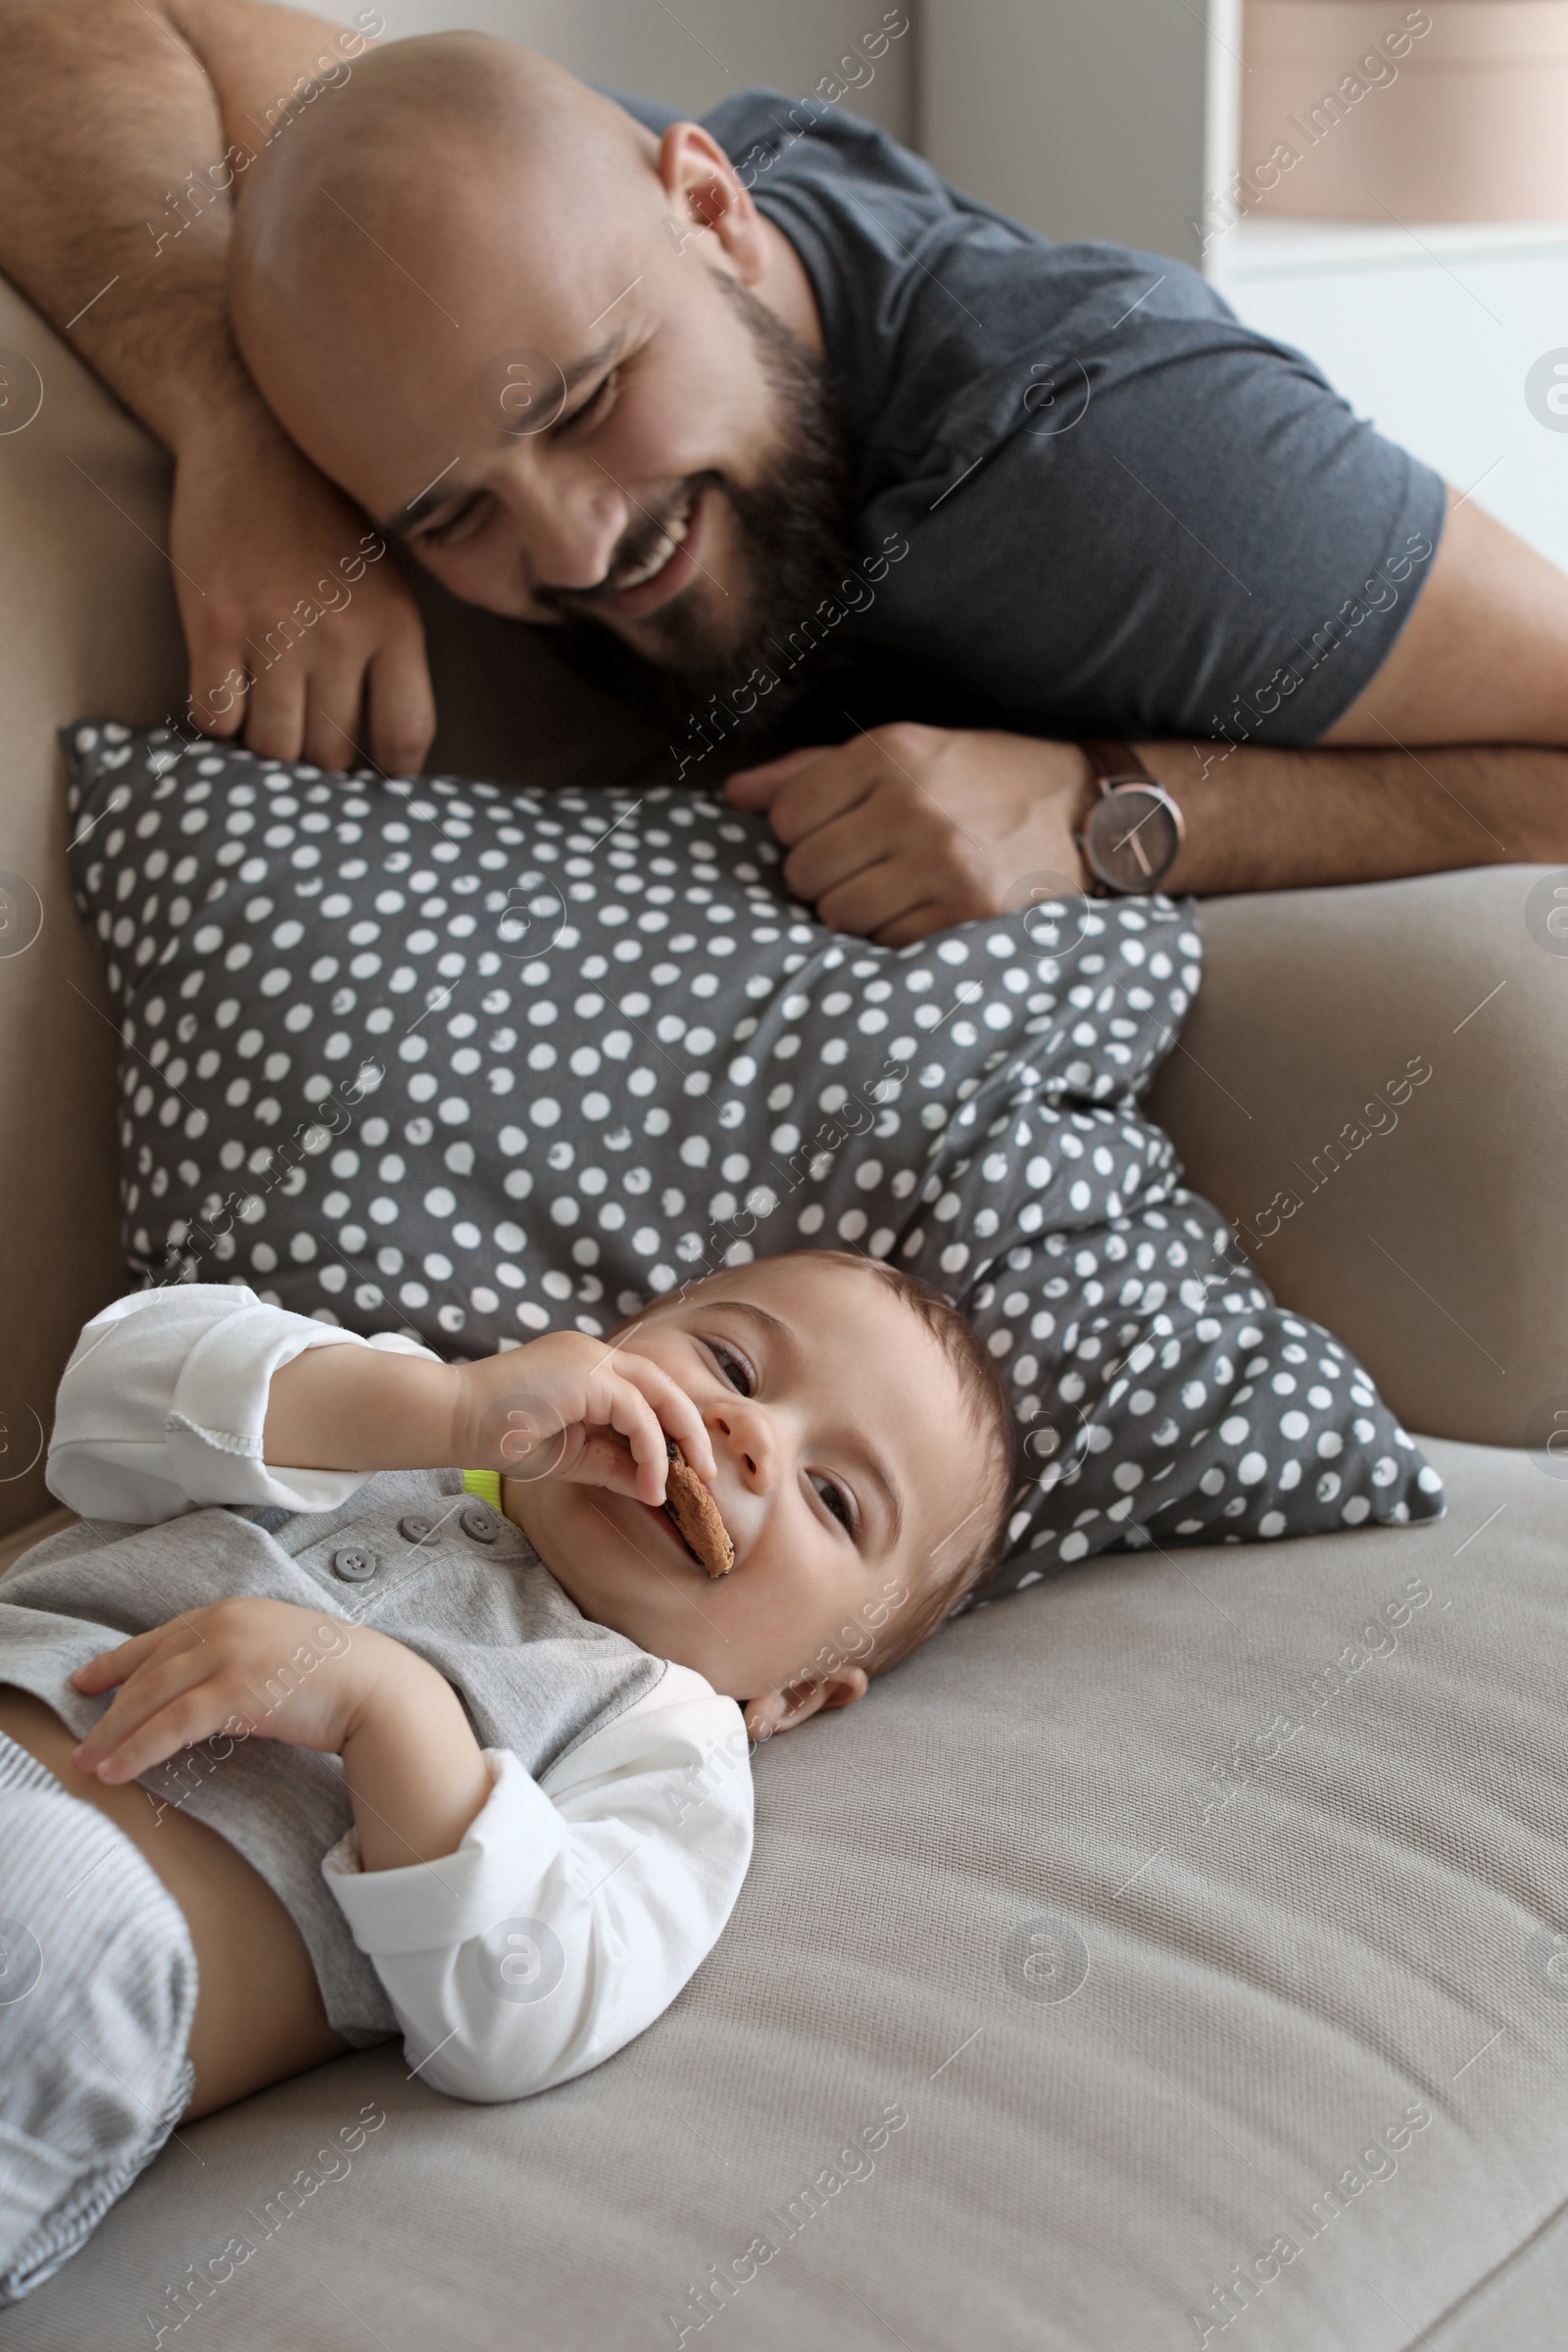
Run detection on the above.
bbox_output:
[504,459,629,594]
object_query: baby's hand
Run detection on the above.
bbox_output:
[449,1330,714,1506]
[68,1598,411,1785]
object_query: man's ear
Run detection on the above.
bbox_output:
[744,1665,869,1744]
[656,122,767,279]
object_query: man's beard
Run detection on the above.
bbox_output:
[541,270,858,735]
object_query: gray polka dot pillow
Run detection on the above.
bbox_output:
[63,721,1444,1595]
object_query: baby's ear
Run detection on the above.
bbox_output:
[744,1665,868,1743]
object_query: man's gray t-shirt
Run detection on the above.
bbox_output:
[611,86,1446,747]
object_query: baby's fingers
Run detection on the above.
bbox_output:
[79,1693,233,1787]
[72,1649,233,1784]
[596,1374,679,1506]
[608,1353,716,1487]
[566,1431,656,1500]
[71,1622,190,1694]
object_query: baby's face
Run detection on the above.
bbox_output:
[503,1256,984,1715]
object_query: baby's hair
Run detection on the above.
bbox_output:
[786,1250,1014,1675]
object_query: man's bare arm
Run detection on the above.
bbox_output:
[1321,493,1568,749]
[0,0,436,773]
[0,0,321,446]
[728,722,1568,942]
[1144,738,1568,897]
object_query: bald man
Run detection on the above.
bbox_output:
[3,1,1568,943]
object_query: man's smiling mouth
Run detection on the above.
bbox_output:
[597,487,709,618]
[612,498,694,591]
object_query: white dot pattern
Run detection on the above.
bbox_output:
[66,725,1446,1594]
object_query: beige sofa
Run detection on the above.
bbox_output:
[4,271,1568,2350]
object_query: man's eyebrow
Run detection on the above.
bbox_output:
[384,329,633,534]
[711,1298,905,1549]
[554,327,632,402]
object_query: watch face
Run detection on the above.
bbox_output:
[1085,785,1182,893]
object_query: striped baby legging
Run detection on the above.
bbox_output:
[0,1725,196,2303]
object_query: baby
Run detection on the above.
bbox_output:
[0,1247,1010,2303]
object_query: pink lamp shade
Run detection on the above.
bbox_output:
[1240,1,1568,221]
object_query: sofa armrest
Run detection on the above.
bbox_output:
[1145,863,1568,1447]
[0,276,185,1542]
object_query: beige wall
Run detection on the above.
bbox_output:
[310,0,916,141]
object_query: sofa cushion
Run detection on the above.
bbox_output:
[1147,862,1568,1451]
[1,1433,1563,2350]
[60,723,1440,1585]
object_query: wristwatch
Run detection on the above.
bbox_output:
[1074,738,1186,896]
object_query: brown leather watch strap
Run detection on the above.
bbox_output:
[1079,738,1154,784]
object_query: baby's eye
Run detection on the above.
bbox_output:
[709,1340,753,1397]
[810,1474,858,1536]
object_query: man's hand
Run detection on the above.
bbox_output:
[0,0,437,774]
[724,724,1094,943]
[174,404,436,775]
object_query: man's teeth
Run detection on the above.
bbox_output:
[615,509,691,591]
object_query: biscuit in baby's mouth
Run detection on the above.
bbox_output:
[663,1440,735,1577]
